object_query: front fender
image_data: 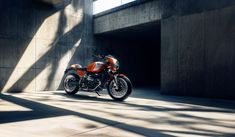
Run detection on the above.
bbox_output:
[116,73,127,77]
[115,74,130,80]
[112,73,132,86]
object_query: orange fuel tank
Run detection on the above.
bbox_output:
[87,62,106,73]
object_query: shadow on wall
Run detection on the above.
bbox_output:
[0,0,88,93]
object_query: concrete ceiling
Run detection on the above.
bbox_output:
[41,0,62,5]
[95,21,161,40]
[36,0,73,8]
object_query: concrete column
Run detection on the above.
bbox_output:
[161,5,235,99]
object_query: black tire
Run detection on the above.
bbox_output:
[107,75,132,101]
[63,73,80,95]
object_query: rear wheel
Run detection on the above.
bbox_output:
[108,75,132,101]
[63,73,80,95]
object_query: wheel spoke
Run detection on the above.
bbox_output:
[64,75,78,92]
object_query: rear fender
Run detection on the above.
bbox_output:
[65,64,83,74]
[64,67,77,74]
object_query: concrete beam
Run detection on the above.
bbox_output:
[38,0,71,7]
[41,0,62,5]
[94,0,162,34]
[94,0,235,35]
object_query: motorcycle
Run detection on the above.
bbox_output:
[63,54,132,101]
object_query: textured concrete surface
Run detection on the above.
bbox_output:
[161,5,235,98]
[94,0,161,34]
[1,88,235,137]
[94,0,235,34]
[1,0,235,101]
[0,0,94,92]
[94,0,235,99]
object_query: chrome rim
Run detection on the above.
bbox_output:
[109,78,128,98]
[64,75,78,92]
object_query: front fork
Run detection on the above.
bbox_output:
[113,74,119,90]
[108,70,126,90]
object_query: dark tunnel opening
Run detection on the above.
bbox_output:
[95,22,161,88]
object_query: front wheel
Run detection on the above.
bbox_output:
[107,75,132,101]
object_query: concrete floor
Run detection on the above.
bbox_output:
[0,89,235,137]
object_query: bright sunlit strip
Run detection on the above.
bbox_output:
[93,0,136,15]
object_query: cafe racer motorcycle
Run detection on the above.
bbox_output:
[63,54,132,101]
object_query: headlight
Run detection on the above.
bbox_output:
[113,60,119,70]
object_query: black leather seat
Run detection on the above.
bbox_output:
[77,68,87,71]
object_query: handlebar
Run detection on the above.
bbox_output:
[92,54,105,59]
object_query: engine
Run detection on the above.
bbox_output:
[80,73,102,91]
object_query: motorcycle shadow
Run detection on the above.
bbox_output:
[54,91,116,103]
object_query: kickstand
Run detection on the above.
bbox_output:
[95,91,101,96]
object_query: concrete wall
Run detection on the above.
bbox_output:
[94,0,235,99]
[161,5,235,99]
[0,0,94,92]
